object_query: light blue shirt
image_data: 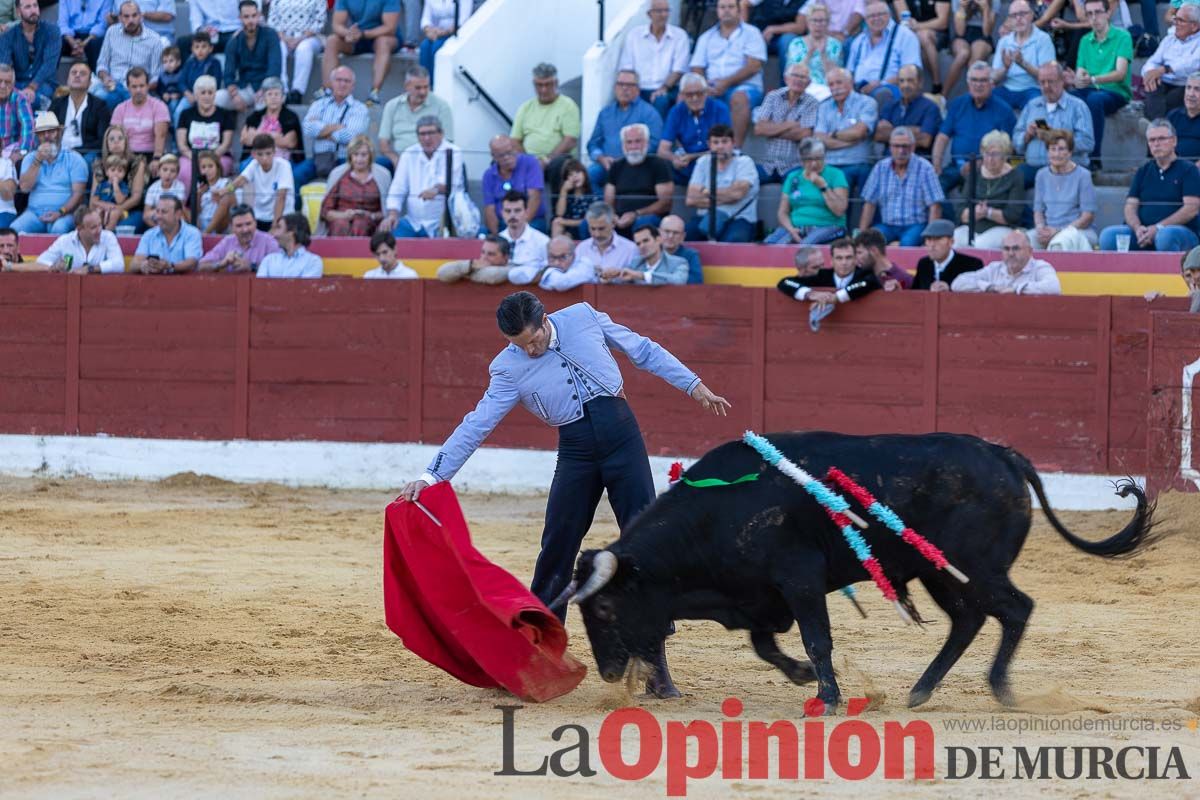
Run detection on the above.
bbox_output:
[21,149,89,217]
[586,98,663,161]
[508,256,596,290]
[425,302,700,482]
[845,21,921,85]
[189,0,244,34]
[58,0,113,37]
[257,245,323,278]
[1013,93,1095,168]
[135,222,204,266]
[1143,29,1200,86]
[689,21,767,92]
[302,96,371,157]
[627,252,689,285]
[139,0,177,40]
[815,92,878,166]
[992,28,1056,93]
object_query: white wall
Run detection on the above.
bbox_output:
[435,0,645,179]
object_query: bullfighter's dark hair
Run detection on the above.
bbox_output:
[708,124,734,140]
[829,236,856,254]
[484,233,511,258]
[501,189,528,208]
[497,291,545,337]
[279,213,311,247]
[855,228,887,253]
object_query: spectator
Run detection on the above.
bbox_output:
[931,60,1016,200]
[320,0,400,107]
[603,123,674,239]
[0,227,28,270]
[142,153,187,229]
[321,135,388,236]
[91,153,133,229]
[111,67,168,179]
[600,223,689,285]
[586,70,663,188]
[845,1,921,107]
[51,63,112,166]
[378,66,454,170]
[552,159,597,240]
[95,1,164,110]
[991,0,1055,109]
[690,0,767,148]
[194,150,234,233]
[13,111,89,234]
[765,136,848,245]
[776,235,880,304]
[799,0,865,40]
[481,135,546,234]
[269,0,326,104]
[131,195,202,273]
[792,244,826,276]
[257,213,323,277]
[1142,4,1200,119]
[184,0,243,52]
[954,129,1025,248]
[175,31,223,126]
[855,228,913,289]
[176,75,235,188]
[510,235,597,291]
[241,77,302,180]
[364,230,419,278]
[511,63,581,181]
[656,72,732,183]
[875,64,941,157]
[58,0,111,72]
[577,201,639,269]
[747,0,807,79]
[219,134,294,231]
[93,124,146,230]
[437,234,514,284]
[684,123,760,242]
[753,61,820,182]
[0,142,14,225]
[0,0,61,110]
[912,218,984,290]
[813,67,877,197]
[859,127,944,245]
[35,206,124,273]
[419,0,472,87]
[895,0,951,95]
[198,203,280,272]
[296,66,370,185]
[619,0,690,118]
[1012,61,1093,186]
[1064,0,1131,169]
[783,2,841,101]
[1171,73,1200,163]
[0,63,33,158]
[950,229,1062,292]
[1030,128,1098,250]
[139,0,175,45]
[659,213,703,283]
[218,0,282,112]
[498,190,551,270]
[157,47,185,114]
[1100,119,1200,252]
[1153,246,1200,310]
[383,115,464,238]
[945,0,997,94]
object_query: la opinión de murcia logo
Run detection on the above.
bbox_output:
[495,700,1192,795]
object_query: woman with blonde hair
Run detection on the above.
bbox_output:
[93,125,147,231]
[320,135,390,236]
[954,129,1025,249]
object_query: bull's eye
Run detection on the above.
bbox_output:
[592,596,615,622]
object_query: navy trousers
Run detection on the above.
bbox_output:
[530,396,656,620]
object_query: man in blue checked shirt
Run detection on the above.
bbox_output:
[400,291,730,699]
[858,127,944,245]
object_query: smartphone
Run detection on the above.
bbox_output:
[1034,119,1050,130]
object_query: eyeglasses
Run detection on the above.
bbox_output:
[615,81,639,88]
[547,252,571,261]
[1008,10,1032,17]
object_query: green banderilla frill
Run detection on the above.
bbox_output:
[679,473,760,488]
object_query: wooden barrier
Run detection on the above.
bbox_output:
[1147,312,1200,496]
[1,275,1197,486]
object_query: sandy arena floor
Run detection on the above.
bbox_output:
[2,475,1199,799]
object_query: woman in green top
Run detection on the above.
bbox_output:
[765,137,849,245]
[784,3,842,102]
[953,130,1026,249]
[1064,0,1132,165]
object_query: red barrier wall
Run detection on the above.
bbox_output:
[1,275,1196,480]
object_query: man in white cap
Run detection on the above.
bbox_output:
[13,111,89,234]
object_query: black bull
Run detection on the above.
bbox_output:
[563,432,1156,710]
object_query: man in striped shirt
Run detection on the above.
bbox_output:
[294,65,369,186]
[94,1,164,110]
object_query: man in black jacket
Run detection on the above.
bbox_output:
[911,219,984,291]
[50,62,110,167]
[777,237,879,330]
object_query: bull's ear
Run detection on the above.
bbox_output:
[617,553,639,578]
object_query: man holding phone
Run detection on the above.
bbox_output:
[1012,61,1093,187]
[131,196,203,274]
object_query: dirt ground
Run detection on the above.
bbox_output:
[2,475,1199,799]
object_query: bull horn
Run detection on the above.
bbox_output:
[547,580,578,612]
[571,551,618,605]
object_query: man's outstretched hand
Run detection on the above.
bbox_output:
[399,480,429,501]
[692,383,731,416]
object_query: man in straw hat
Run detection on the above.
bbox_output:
[12,111,89,234]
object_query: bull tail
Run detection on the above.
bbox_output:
[1006,448,1160,558]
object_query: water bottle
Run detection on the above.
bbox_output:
[900,10,912,27]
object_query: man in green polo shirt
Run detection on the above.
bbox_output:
[511,62,580,190]
[377,64,454,171]
[1066,0,1133,169]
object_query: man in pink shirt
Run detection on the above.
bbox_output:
[110,67,169,170]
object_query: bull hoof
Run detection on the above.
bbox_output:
[992,682,1017,708]
[645,676,682,699]
[908,687,933,708]
[784,662,818,686]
